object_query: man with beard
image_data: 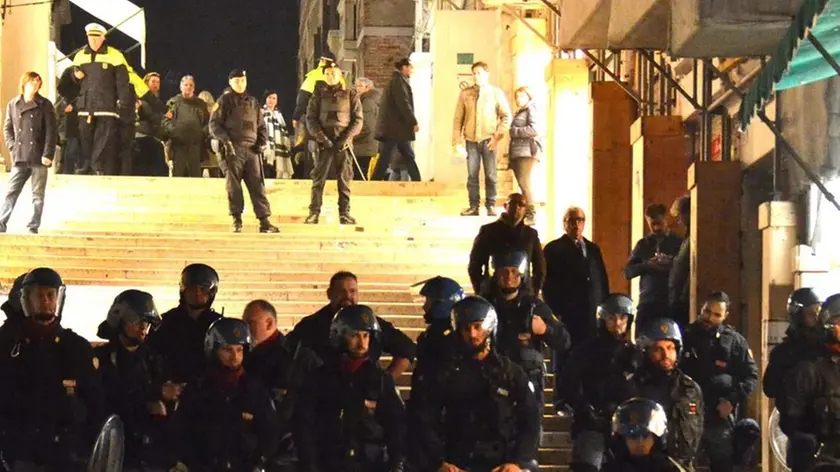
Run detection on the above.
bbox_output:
[0,268,105,471]
[632,318,704,470]
[681,292,758,472]
[243,300,322,471]
[172,317,279,471]
[146,263,222,384]
[603,398,688,472]
[286,271,416,379]
[94,290,179,471]
[764,288,824,417]
[415,296,540,472]
[562,294,641,472]
[297,305,406,472]
[482,249,569,429]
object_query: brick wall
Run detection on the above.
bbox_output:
[361,0,414,26]
[360,35,412,88]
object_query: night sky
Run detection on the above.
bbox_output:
[60,0,300,117]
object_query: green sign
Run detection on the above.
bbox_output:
[457,53,475,65]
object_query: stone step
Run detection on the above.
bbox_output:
[0,268,449,285]
[26,220,483,237]
[0,254,467,273]
[3,233,475,251]
[4,245,470,264]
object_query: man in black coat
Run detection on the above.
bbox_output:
[371,57,421,181]
[468,192,546,295]
[1,71,56,235]
[543,206,609,414]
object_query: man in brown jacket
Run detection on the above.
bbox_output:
[452,61,512,217]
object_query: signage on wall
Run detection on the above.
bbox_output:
[457,53,475,65]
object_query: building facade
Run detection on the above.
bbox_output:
[298,0,416,88]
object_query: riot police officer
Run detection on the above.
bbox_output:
[146,263,223,384]
[482,249,569,418]
[242,299,322,471]
[297,305,406,472]
[210,69,279,233]
[680,291,758,472]
[784,293,840,471]
[603,398,687,472]
[94,289,178,471]
[562,294,641,472]
[411,276,465,404]
[0,268,106,471]
[632,318,704,470]
[0,272,27,324]
[416,296,540,472]
[173,317,279,471]
[764,287,824,416]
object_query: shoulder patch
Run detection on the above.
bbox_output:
[748,348,754,359]
[92,357,99,370]
[211,102,220,113]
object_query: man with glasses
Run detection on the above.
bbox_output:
[543,206,609,416]
[467,193,546,295]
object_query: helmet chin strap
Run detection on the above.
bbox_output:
[499,286,518,295]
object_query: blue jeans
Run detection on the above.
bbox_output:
[0,165,48,231]
[466,139,497,208]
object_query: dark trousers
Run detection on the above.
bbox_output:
[58,138,81,175]
[702,415,734,472]
[0,165,48,231]
[134,137,166,177]
[372,140,421,181]
[466,139,497,208]
[171,141,203,177]
[353,155,372,180]
[509,157,536,206]
[78,115,118,174]
[114,123,135,175]
[224,145,271,219]
[309,147,352,214]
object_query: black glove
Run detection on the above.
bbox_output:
[389,460,405,472]
[333,137,348,151]
[224,141,236,158]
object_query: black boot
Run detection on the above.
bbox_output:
[259,217,279,233]
[486,206,498,217]
[232,215,243,233]
[339,214,356,225]
[304,213,319,224]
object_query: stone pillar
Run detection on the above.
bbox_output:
[544,59,591,241]
[629,116,688,302]
[688,160,742,327]
[591,82,634,293]
[758,202,797,472]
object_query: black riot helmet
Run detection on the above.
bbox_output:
[597,293,636,332]
[329,304,382,357]
[636,317,683,357]
[180,263,219,309]
[612,398,669,450]
[490,249,530,291]
[98,290,161,342]
[1,272,28,323]
[451,295,498,354]
[819,293,840,342]
[19,268,66,323]
[204,317,252,360]
[419,276,465,323]
[732,418,761,467]
[788,287,822,330]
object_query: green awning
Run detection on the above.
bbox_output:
[739,0,840,129]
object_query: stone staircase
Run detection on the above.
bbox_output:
[0,175,570,470]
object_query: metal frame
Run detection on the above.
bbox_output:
[707,62,840,212]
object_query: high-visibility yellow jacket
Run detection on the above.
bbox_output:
[71,45,147,119]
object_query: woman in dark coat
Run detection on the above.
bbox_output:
[1,71,56,234]
[508,86,542,225]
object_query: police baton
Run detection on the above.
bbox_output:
[346,146,367,182]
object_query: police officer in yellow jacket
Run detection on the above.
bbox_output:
[63,23,149,175]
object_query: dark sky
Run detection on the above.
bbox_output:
[61,0,300,117]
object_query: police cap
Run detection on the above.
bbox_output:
[85,23,107,37]
[228,69,247,80]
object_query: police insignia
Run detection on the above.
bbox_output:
[688,402,697,414]
[660,323,669,334]
[241,412,254,421]
[211,102,220,113]
[748,348,754,359]
[628,412,638,424]
[361,313,370,324]
[233,328,241,338]
[93,357,100,370]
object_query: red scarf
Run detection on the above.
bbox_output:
[208,366,244,389]
[22,318,58,342]
[340,355,367,375]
